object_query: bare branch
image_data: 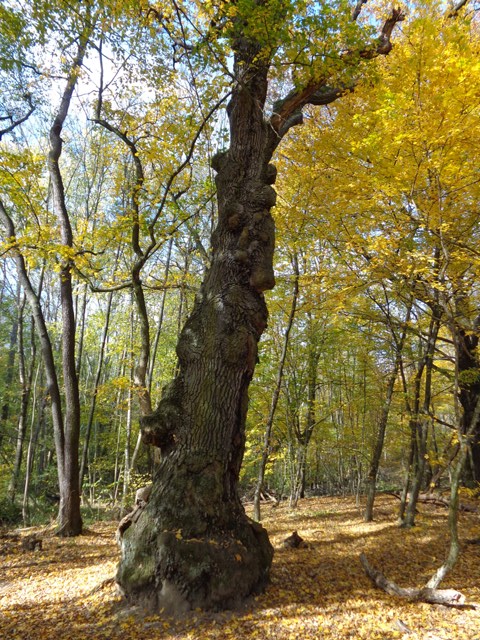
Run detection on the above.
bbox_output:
[0,94,35,140]
[448,0,470,17]
[147,90,230,240]
[352,0,368,22]
[91,117,144,257]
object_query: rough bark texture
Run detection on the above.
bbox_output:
[116,37,275,614]
[116,4,404,613]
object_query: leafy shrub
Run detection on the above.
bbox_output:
[0,498,22,526]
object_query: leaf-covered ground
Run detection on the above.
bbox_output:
[1,495,479,640]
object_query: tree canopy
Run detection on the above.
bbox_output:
[0,0,479,616]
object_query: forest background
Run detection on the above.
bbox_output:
[0,0,479,586]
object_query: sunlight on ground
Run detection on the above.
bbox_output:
[1,496,479,639]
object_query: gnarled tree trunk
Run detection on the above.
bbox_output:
[116,3,404,613]
[116,37,276,614]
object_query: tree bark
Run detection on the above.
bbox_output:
[116,4,404,612]
[117,35,276,613]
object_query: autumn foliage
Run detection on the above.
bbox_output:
[1,495,479,640]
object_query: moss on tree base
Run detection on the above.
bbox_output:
[116,501,273,615]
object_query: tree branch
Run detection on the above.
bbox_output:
[360,553,469,607]
[269,7,405,139]
[352,0,368,22]
[91,117,144,258]
[448,0,470,17]
[0,99,35,140]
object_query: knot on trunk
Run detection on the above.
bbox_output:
[141,381,182,451]
[211,150,227,172]
[116,484,153,545]
[262,163,277,185]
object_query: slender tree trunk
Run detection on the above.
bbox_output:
[365,300,412,522]
[253,253,299,521]
[129,431,143,476]
[364,369,399,521]
[0,282,19,451]
[9,299,36,503]
[22,372,46,526]
[402,311,440,528]
[397,426,415,523]
[75,284,88,378]
[46,14,96,535]
[122,356,134,513]
[290,332,320,508]
[112,347,128,505]
[147,236,173,395]
[1,201,67,513]
[79,290,113,492]
[426,360,480,589]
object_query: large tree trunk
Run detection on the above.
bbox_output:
[116,2,404,613]
[116,37,276,614]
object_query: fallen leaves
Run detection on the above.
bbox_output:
[0,496,479,639]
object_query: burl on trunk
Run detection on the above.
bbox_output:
[116,39,277,613]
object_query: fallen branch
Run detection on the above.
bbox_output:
[359,553,468,607]
[386,491,478,513]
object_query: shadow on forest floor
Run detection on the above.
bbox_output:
[1,495,479,640]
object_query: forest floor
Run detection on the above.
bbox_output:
[1,494,479,640]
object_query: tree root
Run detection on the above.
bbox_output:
[359,553,475,608]
[116,485,152,545]
[87,577,116,595]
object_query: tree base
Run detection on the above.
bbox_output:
[116,503,273,615]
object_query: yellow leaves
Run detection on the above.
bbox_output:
[1,497,480,639]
